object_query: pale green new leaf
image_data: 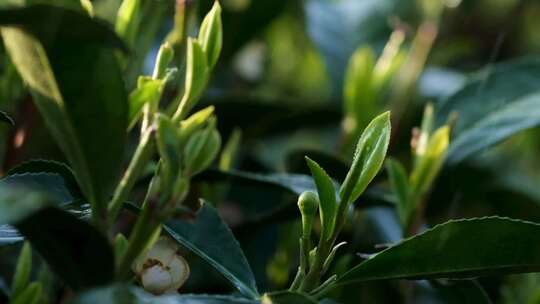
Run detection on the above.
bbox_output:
[156,114,181,186]
[343,47,375,123]
[410,126,449,197]
[306,157,337,241]
[173,38,209,122]
[115,0,141,46]
[340,112,391,205]
[198,1,223,69]
[12,281,42,304]
[178,106,215,145]
[128,78,163,129]
[11,241,32,299]
[386,158,411,226]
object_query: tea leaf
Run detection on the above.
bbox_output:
[340,112,391,205]
[173,38,208,121]
[11,281,41,304]
[199,1,223,69]
[164,201,259,298]
[115,0,142,46]
[7,159,81,199]
[11,241,32,299]
[0,5,128,215]
[338,217,540,284]
[343,47,375,126]
[0,185,113,290]
[437,57,540,163]
[156,114,181,186]
[306,157,337,241]
[385,158,411,226]
[15,207,115,290]
[128,78,163,130]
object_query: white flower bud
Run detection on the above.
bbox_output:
[133,237,190,295]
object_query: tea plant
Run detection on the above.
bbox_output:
[2,0,540,303]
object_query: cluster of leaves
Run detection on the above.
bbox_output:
[2,0,540,303]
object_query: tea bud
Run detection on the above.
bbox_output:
[297,191,319,237]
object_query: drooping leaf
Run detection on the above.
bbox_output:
[436,57,540,164]
[261,291,317,304]
[338,217,540,284]
[340,112,391,205]
[306,157,338,241]
[68,284,258,304]
[1,4,128,211]
[163,201,259,298]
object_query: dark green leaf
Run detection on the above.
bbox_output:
[0,173,75,205]
[436,57,540,164]
[16,207,114,290]
[1,4,128,209]
[68,284,258,304]
[197,169,318,196]
[7,159,82,199]
[261,291,317,304]
[0,185,114,290]
[306,157,338,241]
[164,201,259,298]
[339,217,540,284]
[416,280,492,304]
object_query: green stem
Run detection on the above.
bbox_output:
[108,127,155,225]
[115,200,160,280]
[300,198,350,292]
